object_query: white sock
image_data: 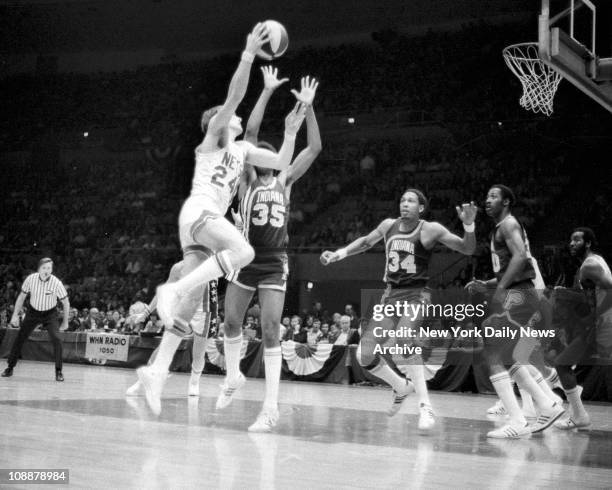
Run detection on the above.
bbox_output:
[173,254,229,296]
[191,334,207,376]
[565,386,588,419]
[224,334,243,380]
[518,387,535,414]
[263,346,282,410]
[491,371,525,425]
[150,331,182,373]
[511,365,553,410]
[405,363,431,406]
[370,358,407,392]
[527,365,560,403]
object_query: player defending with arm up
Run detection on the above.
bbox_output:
[321,189,476,432]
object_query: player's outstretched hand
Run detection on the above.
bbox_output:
[291,76,319,106]
[456,201,478,225]
[9,315,19,328]
[261,66,289,91]
[465,279,488,295]
[320,250,338,266]
[245,23,270,55]
[285,102,307,136]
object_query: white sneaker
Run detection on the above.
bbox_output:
[215,372,246,410]
[188,373,200,397]
[553,416,591,431]
[137,366,167,416]
[530,402,566,434]
[156,284,181,329]
[386,380,415,417]
[487,421,531,439]
[248,407,280,433]
[487,399,507,415]
[418,403,436,431]
[125,380,142,397]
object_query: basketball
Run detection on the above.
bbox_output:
[257,20,289,60]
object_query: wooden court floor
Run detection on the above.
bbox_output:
[0,361,611,489]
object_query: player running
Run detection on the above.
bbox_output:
[467,185,564,438]
[553,227,612,430]
[219,69,321,432]
[138,23,306,415]
[321,189,477,431]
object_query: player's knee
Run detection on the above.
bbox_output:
[227,243,254,269]
[167,318,194,338]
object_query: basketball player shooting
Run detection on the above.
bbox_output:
[137,23,306,415]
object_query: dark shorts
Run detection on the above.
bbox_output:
[482,286,543,364]
[230,255,288,292]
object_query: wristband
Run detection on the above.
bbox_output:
[336,248,348,260]
[463,222,475,233]
[284,131,296,142]
[241,51,255,63]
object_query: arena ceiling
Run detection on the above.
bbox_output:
[1,0,534,55]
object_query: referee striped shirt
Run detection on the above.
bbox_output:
[21,273,68,312]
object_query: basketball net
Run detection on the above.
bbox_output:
[503,43,562,116]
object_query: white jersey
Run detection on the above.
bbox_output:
[580,254,612,308]
[191,141,247,213]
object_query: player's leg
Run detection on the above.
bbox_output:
[3,315,39,376]
[249,286,285,432]
[215,280,254,409]
[43,313,64,381]
[189,281,213,396]
[157,216,254,327]
[553,336,591,429]
[138,250,207,414]
[483,338,530,438]
[358,314,414,417]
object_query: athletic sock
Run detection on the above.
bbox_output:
[510,365,553,411]
[263,346,282,410]
[370,358,408,392]
[224,334,243,380]
[565,386,588,419]
[191,334,207,375]
[518,387,535,415]
[491,371,525,425]
[150,331,182,373]
[172,253,230,296]
[527,366,560,403]
[405,363,431,406]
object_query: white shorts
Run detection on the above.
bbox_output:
[179,194,223,255]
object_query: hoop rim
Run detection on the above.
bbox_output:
[502,42,541,62]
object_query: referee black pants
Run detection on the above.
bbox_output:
[7,308,63,371]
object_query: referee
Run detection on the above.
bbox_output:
[2,258,70,381]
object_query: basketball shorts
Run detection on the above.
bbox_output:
[230,255,289,292]
[179,194,223,255]
[482,285,543,364]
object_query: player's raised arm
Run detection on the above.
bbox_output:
[206,23,269,137]
[245,102,306,171]
[320,219,394,265]
[284,76,322,186]
[244,66,289,144]
[431,202,477,255]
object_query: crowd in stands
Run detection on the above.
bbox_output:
[1,20,610,318]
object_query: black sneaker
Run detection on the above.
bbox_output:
[56,371,64,382]
[1,368,13,378]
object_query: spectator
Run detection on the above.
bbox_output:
[334,315,360,346]
[307,319,322,346]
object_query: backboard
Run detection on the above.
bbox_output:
[538,0,612,113]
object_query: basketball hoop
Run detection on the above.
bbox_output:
[503,43,562,116]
